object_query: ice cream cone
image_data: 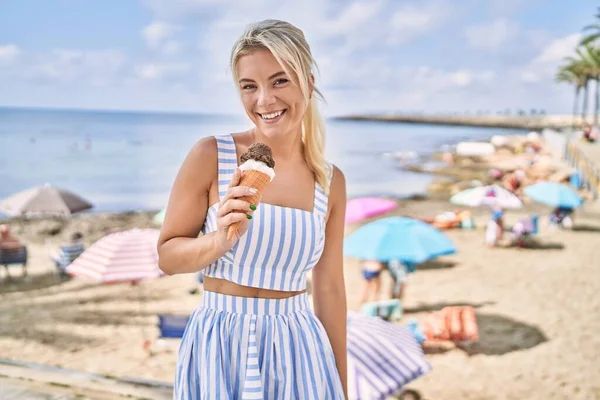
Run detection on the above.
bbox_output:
[227,169,271,240]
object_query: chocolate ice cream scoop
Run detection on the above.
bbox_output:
[240,143,275,168]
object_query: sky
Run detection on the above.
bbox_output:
[0,0,596,116]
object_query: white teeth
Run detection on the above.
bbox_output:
[261,110,284,120]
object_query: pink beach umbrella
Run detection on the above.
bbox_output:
[66,228,163,283]
[345,197,398,224]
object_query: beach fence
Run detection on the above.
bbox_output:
[563,133,600,201]
[541,128,567,158]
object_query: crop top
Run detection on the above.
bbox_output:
[201,134,333,291]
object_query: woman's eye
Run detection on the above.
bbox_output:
[274,78,289,85]
[242,84,256,90]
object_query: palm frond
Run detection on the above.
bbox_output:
[581,33,600,46]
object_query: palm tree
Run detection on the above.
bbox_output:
[581,7,600,46]
[576,45,600,126]
[556,61,587,127]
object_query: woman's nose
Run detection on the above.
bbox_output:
[257,87,276,108]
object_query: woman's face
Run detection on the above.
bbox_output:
[236,49,307,138]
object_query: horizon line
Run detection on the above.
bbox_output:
[0,104,350,119]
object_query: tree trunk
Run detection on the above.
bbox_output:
[573,85,580,128]
[582,80,590,126]
[595,78,600,127]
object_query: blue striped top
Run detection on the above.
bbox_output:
[201,134,332,291]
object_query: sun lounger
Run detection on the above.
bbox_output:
[0,246,28,279]
[360,299,402,321]
[511,215,539,247]
[157,314,190,339]
[53,242,85,278]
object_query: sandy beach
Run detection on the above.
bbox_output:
[1,194,599,399]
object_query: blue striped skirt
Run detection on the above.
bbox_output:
[174,291,345,399]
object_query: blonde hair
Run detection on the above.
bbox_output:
[230,19,331,194]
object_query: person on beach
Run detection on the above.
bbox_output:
[549,206,574,229]
[386,259,415,301]
[358,259,385,305]
[582,124,597,143]
[0,225,23,250]
[158,20,347,399]
[51,232,85,278]
[485,207,504,247]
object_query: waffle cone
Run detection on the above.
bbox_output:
[227,169,271,240]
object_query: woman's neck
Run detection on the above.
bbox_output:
[250,127,304,165]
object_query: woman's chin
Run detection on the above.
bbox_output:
[257,122,291,137]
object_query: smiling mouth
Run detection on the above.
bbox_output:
[257,109,287,121]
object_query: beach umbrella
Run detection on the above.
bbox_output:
[450,185,522,209]
[153,209,165,225]
[66,228,163,283]
[344,217,456,264]
[345,197,398,224]
[0,183,93,216]
[66,228,164,352]
[524,182,584,209]
[347,312,431,400]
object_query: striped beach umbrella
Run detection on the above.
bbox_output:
[66,228,163,283]
[450,185,522,209]
[347,312,431,400]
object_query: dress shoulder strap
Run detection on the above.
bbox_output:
[313,161,334,217]
[215,134,238,201]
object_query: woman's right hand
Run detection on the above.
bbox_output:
[214,168,258,252]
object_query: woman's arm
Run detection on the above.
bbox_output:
[312,165,348,399]
[157,137,227,275]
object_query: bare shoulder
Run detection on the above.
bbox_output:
[190,135,218,163]
[184,136,218,176]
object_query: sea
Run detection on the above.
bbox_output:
[0,107,518,214]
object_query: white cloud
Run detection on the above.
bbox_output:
[533,33,581,64]
[520,33,581,83]
[465,19,518,51]
[486,0,543,15]
[404,67,495,92]
[388,3,446,45]
[142,0,272,21]
[134,62,191,80]
[141,21,182,52]
[321,1,383,37]
[0,44,21,63]
[162,40,183,55]
[21,49,126,86]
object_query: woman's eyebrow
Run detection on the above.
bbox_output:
[238,71,286,84]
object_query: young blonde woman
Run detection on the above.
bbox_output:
[158,20,347,399]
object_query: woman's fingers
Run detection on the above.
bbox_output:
[217,199,253,217]
[217,211,249,229]
[228,168,241,188]
[220,185,258,204]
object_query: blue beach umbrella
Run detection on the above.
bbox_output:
[344,217,456,264]
[524,182,584,209]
